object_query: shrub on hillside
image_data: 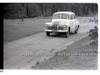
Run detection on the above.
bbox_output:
[89,17,98,45]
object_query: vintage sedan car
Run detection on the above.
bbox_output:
[44,11,80,37]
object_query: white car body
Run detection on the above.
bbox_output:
[44,11,80,37]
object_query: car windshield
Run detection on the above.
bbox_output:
[53,14,61,19]
[53,13,69,19]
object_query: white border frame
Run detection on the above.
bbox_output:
[1,0,99,75]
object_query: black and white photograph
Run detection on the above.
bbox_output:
[3,3,98,70]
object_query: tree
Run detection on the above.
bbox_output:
[3,3,98,19]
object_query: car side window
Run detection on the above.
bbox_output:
[73,15,76,19]
[70,15,73,19]
[70,15,76,19]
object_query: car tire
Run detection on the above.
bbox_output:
[46,32,50,36]
[65,31,69,37]
[65,32,69,37]
[65,28,70,37]
[75,26,79,34]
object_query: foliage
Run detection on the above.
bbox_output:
[3,3,98,19]
[89,17,98,45]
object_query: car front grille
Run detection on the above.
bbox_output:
[53,24,57,30]
[58,26,64,30]
[48,25,64,30]
[48,26,53,30]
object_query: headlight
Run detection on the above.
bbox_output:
[63,25,67,30]
[45,22,52,27]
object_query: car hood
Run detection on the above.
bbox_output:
[52,19,71,26]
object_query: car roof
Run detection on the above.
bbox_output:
[53,11,75,15]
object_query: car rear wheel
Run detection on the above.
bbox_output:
[75,26,79,34]
[46,32,50,36]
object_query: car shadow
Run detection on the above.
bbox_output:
[49,33,75,38]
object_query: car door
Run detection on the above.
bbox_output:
[73,15,78,31]
[70,15,76,32]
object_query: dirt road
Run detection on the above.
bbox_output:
[4,18,95,69]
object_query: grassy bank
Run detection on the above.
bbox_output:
[32,36,98,69]
[4,17,51,42]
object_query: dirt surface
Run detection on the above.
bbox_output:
[4,17,96,69]
[32,36,98,70]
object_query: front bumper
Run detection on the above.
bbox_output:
[44,29,68,32]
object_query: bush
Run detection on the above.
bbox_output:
[89,26,98,40]
[89,17,98,45]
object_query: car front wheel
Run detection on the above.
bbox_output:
[65,32,69,37]
[46,32,50,36]
[65,28,70,37]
